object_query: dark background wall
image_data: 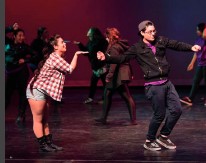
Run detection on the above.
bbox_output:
[5,0,206,86]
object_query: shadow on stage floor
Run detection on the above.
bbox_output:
[5,86,206,162]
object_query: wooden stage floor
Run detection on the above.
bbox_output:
[5,86,206,162]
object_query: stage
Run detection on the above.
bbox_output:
[5,86,206,162]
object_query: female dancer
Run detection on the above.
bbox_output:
[26,34,88,152]
[95,28,137,125]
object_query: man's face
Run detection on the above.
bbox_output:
[142,25,156,43]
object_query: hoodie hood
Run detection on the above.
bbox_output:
[117,40,130,51]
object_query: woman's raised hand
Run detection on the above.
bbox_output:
[75,51,89,55]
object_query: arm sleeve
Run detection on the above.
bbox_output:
[160,36,193,51]
[77,42,88,51]
[106,47,119,81]
[106,45,137,63]
[24,45,39,63]
[52,55,73,74]
[5,26,13,34]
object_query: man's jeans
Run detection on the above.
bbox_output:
[145,80,182,141]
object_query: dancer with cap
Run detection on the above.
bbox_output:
[97,20,201,151]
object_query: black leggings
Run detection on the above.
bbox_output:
[88,72,106,99]
[189,66,206,101]
[101,84,136,121]
[5,67,29,115]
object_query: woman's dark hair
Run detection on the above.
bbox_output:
[105,27,120,49]
[197,23,206,33]
[13,28,25,36]
[37,27,47,38]
[89,27,105,42]
[30,34,61,93]
[87,27,107,52]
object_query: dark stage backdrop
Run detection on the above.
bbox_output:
[5,0,206,86]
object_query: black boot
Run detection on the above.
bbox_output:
[95,91,111,125]
[95,118,107,125]
[15,111,26,124]
[45,134,63,151]
[16,95,28,123]
[37,136,56,152]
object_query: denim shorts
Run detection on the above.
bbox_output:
[26,88,49,100]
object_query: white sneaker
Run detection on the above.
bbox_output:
[156,135,176,149]
[84,98,93,104]
[143,141,162,151]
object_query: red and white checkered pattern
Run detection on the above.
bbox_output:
[28,53,73,101]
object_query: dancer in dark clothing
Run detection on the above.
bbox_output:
[74,27,108,104]
[30,27,50,72]
[5,28,37,124]
[180,23,206,106]
[97,20,201,151]
[95,27,137,125]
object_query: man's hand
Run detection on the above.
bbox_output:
[97,51,105,61]
[191,45,201,52]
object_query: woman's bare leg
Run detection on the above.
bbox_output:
[28,99,47,138]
